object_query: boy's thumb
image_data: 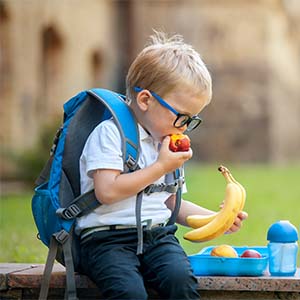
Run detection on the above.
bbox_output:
[162,135,171,147]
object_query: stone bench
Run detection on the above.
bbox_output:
[0,263,299,299]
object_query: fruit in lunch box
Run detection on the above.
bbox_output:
[184,166,245,242]
[169,134,190,152]
[240,249,262,258]
[210,245,238,258]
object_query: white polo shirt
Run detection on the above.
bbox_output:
[75,119,185,234]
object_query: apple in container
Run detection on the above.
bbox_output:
[240,249,262,258]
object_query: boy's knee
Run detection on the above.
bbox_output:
[124,285,148,300]
[160,268,199,299]
[172,269,196,287]
[103,281,148,300]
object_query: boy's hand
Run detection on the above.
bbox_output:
[157,136,193,173]
[226,211,248,234]
[219,201,248,234]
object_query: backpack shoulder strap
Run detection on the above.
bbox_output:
[166,168,184,226]
[88,89,140,172]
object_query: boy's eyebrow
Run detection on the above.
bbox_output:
[174,105,199,117]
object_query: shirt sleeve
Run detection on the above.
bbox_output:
[80,119,124,178]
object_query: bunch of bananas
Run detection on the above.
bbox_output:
[184,165,246,242]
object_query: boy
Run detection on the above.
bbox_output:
[76,31,247,299]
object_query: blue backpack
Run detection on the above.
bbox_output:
[31,88,183,300]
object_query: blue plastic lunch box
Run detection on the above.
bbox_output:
[188,246,269,276]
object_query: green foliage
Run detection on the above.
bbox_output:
[9,120,61,186]
[0,163,299,263]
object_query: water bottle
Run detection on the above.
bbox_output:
[267,220,298,276]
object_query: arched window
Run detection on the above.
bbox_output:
[0,1,11,147]
[39,25,63,115]
[0,1,11,95]
[90,49,103,88]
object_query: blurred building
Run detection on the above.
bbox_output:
[0,0,120,150]
[1,0,300,177]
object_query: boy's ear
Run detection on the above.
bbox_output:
[136,90,152,111]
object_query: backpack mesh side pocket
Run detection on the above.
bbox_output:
[32,182,62,247]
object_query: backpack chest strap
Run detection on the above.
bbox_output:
[144,171,184,195]
[144,182,178,195]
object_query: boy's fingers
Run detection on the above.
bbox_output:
[161,136,171,149]
[163,135,171,142]
[176,148,192,159]
[185,148,193,158]
[238,211,248,220]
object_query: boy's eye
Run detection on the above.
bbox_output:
[174,115,190,127]
[174,114,202,131]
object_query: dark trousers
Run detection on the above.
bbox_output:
[80,225,199,300]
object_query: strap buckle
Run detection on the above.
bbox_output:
[53,230,69,244]
[144,184,156,195]
[126,155,138,171]
[56,204,81,220]
[165,184,178,194]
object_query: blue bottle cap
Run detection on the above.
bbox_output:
[267,220,298,243]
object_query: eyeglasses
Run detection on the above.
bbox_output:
[134,86,202,131]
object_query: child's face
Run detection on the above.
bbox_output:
[140,86,209,141]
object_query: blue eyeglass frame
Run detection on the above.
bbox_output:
[133,86,202,131]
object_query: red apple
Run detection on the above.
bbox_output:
[169,134,190,152]
[240,249,262,258]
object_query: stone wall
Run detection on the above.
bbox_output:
[0,0,118,152]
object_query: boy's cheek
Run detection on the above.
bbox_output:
[169,134,190,152]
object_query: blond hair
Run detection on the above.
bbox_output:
[126,30,212,103]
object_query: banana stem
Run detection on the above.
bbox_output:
[218,165,232,183]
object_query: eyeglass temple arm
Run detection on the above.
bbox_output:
[133,86,178,115]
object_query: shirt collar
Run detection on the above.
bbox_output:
[138,124,150,141]
[138,124,160,150]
